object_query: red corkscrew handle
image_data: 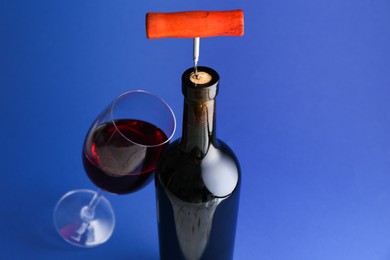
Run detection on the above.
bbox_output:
[146,10,244,39]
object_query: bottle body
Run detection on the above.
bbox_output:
[155,67,241,260]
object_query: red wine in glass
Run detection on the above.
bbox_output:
[83,119,169,194]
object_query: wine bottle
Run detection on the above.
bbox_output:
[155,66,241,260]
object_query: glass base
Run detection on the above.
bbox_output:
[53,189,115,248]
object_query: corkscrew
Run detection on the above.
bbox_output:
[146,10,244,79]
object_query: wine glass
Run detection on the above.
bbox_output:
[53,90,176,248]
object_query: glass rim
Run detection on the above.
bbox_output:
[110,90,176,148]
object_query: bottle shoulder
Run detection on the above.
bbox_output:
[160,139,239,162]
[156,139,240,203]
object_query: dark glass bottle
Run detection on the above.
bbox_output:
[155,66,241,260]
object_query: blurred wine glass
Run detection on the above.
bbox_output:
[53,90,176,247]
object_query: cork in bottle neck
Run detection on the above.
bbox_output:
[182,66,219,102]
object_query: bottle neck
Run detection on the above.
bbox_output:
[180,98,216,156]
[179,66,220,158]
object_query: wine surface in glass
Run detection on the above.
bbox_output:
[83,119,168,194]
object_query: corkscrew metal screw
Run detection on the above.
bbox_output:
[145,10,244,78]
[194,37,200,77]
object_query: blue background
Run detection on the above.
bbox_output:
[1,0,390,259]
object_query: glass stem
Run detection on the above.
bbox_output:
[88,189,103,211]
[80,189,103,223]
[70,190,105,240]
